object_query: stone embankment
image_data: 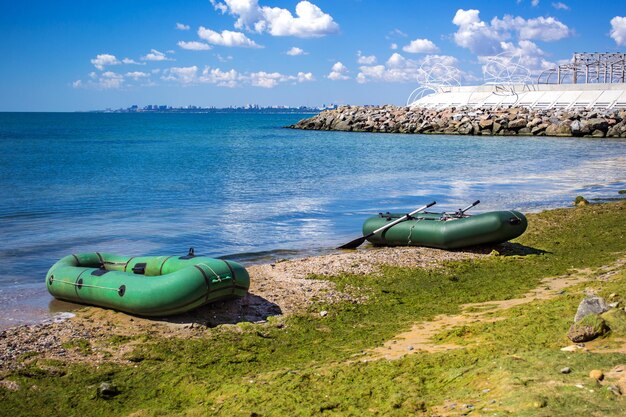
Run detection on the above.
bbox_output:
[289,105,626,137]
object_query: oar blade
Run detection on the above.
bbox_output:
[337,236,367,250]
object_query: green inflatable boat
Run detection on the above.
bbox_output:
[45,249,250,316]
[362,210,527,249]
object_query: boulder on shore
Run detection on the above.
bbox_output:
[567,313,609,343]
[574,296,609,322]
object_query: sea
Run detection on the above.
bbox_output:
[1,112,625,328]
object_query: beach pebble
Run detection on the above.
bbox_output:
[617,377,626,395]
[560,345,583,352]
[589,370,604,381]
[560,367,572,374]
[407,345,414,351]
[97,382,120,399]
[0,380,20,391]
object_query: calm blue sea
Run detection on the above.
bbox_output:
[1,112,625,327]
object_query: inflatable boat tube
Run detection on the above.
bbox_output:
[46,251,250,316]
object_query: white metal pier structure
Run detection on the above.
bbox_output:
[409,83,626,111]
[408,52,626,111]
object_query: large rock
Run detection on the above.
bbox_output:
[574,296,610,322]
[546,122,572,137]
[567,313,609,343]
[531,123,548,135]
[479,118,493,129]
[587,118,609,132]
[508,118,527,129]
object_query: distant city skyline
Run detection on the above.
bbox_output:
[2,0,626,111]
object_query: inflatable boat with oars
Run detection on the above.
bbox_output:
[338,200,527,250]
[45,248,250,316]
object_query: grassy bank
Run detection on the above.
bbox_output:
[1,202,626,416]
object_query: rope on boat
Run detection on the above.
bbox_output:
[201,263,223,282]
[407,217,424,245]
[507,210,523,222]
[53,279,120,292]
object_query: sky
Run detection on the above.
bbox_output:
[2,0,626,111]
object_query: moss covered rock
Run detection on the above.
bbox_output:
[574,196,590,207]
[601,308,626,335]
[567,313,609,343]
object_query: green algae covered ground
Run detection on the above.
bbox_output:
[1,201,626,416]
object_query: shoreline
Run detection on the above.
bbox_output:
[0,244,495,369]
[2,193,625,331]
[2,200,626,415]
[289,105,626,138]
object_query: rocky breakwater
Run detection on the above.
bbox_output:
[289,105,626,138]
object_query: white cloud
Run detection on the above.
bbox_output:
[390,43,398,50]
[99,71,125,89]
[356,53,462,84]
[505,40,554,70]
[161,65,313,88]
[402,38,439,54]
[260,1,339,37]
[327,61,349,80]
[202,67,240,87]
[141,49,174,61]
[125,71,150,79]
[386,28,408,39]
[216,54,234,62]
[357,51,377,65]
[121,58,142,65]
[247,70,315,87]
[91,54,120,70]
[452,9,503,55]
[162,66,199,84]
[178,41,212,50]
[212,0,339,38]
[72,70,127,89]
[611,16,626,46]
[552,2,570,10]
[198,27,261,48]
[249,71,286,88]
[286,46,307,56]
[210,0,229,14]
[297,71,315,82]
[532,0,540,6]
[491,15,572,41]
[452,9,572,55]
[176,22,190,30]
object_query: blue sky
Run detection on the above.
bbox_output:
[2,0,625,111]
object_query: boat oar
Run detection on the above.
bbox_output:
[337,201,436,250]
[454,200,480,217]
